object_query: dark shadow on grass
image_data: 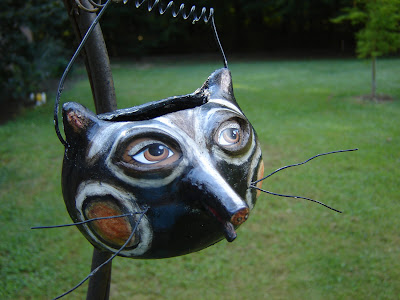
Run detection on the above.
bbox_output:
[0,99,22,125]
[355,94,395,102]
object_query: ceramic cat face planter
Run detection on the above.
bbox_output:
[62,68,264,258]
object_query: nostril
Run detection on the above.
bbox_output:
[230,207,249,225]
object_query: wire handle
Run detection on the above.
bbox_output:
[55,0,227,147]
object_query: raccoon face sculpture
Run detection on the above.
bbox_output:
[62,68,264,259]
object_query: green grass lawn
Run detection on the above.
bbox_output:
[1,57,399,299]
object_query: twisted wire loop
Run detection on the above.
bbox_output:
[75,0,105,12]
[88,0,107,8]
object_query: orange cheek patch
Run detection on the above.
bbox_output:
[256,160,264,198]
[85,201,135,247]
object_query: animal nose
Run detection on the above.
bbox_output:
[182,165,250,242]
[230,207,249,226]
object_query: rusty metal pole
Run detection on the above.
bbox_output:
[63,0,117,114]
[63,0,117,299]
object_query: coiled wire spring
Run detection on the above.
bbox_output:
[76,0,215,24]
[135,0,214,24]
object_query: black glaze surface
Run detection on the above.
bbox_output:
[61,68,263,258]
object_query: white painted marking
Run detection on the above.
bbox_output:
[75,181,152,256]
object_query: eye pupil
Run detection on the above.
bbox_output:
[143,143,170,162]
[123,139,179,166]
[225,129,239,142]
[148,144,165,157]
[220,128,240,145]
[215,120,249,151]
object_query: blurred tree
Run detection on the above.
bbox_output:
[208,0,354,53]
[101,2,200,57]
[99,0,356,56]
[332,0,400,99]
[0,0,70,106]
[1,0,381,110]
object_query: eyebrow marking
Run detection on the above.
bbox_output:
[208,99,244,115]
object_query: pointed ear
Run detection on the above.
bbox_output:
[62,102,99,145]
[204,68,237,104]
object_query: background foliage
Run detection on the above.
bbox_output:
[0,0,364,106]
[332,0,400,59]
[3,0,400,106]
[0,0,70,105]
[102,0,357,56]
[332,0,400,98]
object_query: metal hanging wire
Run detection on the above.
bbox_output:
[54,0,227,147]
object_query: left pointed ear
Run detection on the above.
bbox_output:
[203,68,237,104]
[62,102,100,146]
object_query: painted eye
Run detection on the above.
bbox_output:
[215,119,251,152]
[132,143,174,164]
[122,138,180,167]
[218,128,240,146]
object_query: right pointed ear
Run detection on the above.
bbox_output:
[199,68,238,106]
[62,102,99,145]
[207,68,234,100]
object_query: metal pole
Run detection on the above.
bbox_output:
[63,1,117,299]
[63,0,117,113]
[86,249,113,300]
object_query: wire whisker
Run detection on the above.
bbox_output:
[51,206,149,300]
[250,185,342,213]
[31,212,144,229]
[252,148,358,185]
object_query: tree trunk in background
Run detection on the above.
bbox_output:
[371,56,376,99]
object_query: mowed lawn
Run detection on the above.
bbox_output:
[1,58,399,299]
